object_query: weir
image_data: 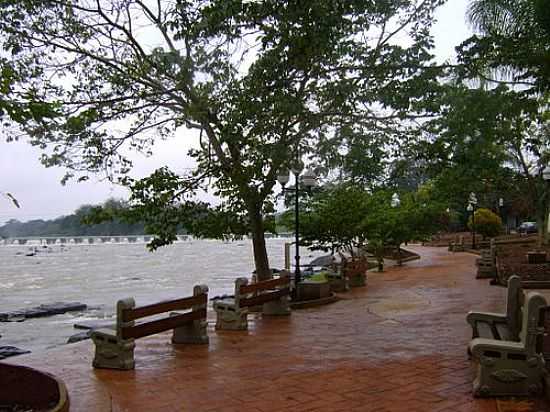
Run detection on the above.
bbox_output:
[0,235,183,245]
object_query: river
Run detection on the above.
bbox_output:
[0,238,320,354]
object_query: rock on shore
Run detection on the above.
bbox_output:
[0,302,87,322]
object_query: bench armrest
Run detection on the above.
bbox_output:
[214,299,237,310]
[466,311,507,326]
[469,337,525,359]
[91,328,117,339]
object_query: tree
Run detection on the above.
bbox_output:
[362,188,446,265]
[404,81,548,235]
[299,185,446,266]
[1,0,446,280]
[299,184,371,255]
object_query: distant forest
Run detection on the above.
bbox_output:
[0,200,146,238]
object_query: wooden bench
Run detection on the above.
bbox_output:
[214,275,290,330]
[466,276,522,342]
[91,285,209,370]
[468,291,547,397]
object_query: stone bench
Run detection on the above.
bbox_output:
[476,240,496,279]
[214,275,290,330]
[91,285,209,370]
[466,276,522,342]
[468,291,547,397]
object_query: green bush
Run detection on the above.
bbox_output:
[306,272,329,282]
[468,208,502,239]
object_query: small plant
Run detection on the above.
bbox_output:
[468,208,502,239]
[306,272,329,282]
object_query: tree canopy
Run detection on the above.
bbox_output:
[0,0,447,279]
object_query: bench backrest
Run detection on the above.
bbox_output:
[506,276,523,340]
[116,285,208,340]
[518,292,547,355]
[236,276,290,308]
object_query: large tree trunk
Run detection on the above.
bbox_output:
[248,203,271,281]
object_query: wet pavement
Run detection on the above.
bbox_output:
[6,246,550,411]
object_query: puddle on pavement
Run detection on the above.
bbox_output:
[367,290,431,316]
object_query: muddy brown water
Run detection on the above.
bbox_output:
[0,238,321,353]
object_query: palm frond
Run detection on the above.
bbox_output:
[467,0,536,36]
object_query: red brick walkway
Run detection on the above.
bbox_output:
[7,247,550,411]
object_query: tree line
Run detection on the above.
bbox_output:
[0,200,145,238]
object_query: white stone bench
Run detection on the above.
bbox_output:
[91,285,209,370]
[468,291,547,397]
[214,275,290,330]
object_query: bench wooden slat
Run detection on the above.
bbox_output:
[520,281,550,289]
[122,294,207,322]
[121,308,207,340]
[495,322,511,340]
[240,277,290,294]
[476,321,493,339]
[239,288,290,308]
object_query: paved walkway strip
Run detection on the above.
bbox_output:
[8,246,550,411]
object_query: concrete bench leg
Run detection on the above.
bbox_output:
[215,307,248,330]
[263,296,291,316]
[172,317,209,344]
[91,334,136,370]
[172,285,210,343]
[349,273,366,287]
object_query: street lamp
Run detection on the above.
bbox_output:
[391,193,401,264]
[542,166,550,244]
[277,162,317,294]
[467,191,478,249]
[391,192,400,208]
[498,197,505,233]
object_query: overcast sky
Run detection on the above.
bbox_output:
[0,0,473,225]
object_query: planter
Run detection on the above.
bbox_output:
[296,280,331,301]
[0,363,69,412]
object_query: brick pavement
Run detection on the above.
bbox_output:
[7,246,550,411]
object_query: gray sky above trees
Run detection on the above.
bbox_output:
[0,0,472,225]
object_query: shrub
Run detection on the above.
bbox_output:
[468,208,502,239]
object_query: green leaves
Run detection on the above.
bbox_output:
[468,208,503,238]
[299,184,446,254]
[460,0,550,93]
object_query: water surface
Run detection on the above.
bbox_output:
[0,238,318,353]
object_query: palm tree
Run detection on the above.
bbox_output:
[464,0,549,92]
[467,0,537,36]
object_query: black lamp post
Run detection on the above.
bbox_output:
[277,162,317,293]
[498,197,505,233]
[542,166,550,244]
[468,192,478,249]
[391,193,401,264]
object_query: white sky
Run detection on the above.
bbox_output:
[0,0,472,225]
